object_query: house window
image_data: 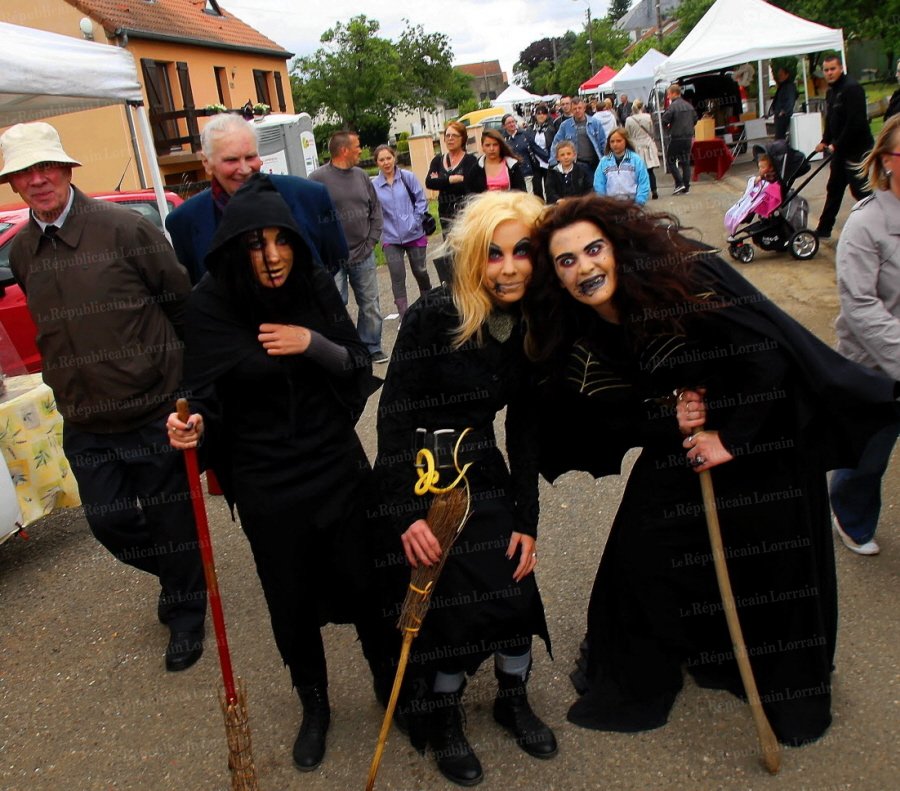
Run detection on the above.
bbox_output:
[175,62,201,152]
[214,66,231,107]
[253,70,272,108]
[274,72,287,113]
[141,59,178,152]
[203,0,223,15]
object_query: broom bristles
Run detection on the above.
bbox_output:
[219,678,258,791]
[398,486,469,634]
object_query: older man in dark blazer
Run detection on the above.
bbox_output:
[165,114,348,283]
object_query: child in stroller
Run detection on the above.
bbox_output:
[725,153,782,236]
[724,140,822,263]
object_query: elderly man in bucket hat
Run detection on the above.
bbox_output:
[2,122,207,672]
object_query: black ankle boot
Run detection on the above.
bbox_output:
[493,669,558,759]
[427,689,483,787]
[293,685,330,771]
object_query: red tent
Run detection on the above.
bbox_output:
[579,66,618,93]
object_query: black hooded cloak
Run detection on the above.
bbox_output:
[538,251,898,746]
[178,174,383,686]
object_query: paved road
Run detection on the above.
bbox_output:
[1,161,897,791]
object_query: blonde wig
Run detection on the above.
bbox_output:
[444,191,545,348]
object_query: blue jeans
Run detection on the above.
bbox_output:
[333,251,383,356]
[829,421,899,543]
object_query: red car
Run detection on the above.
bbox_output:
[0,190,184,374]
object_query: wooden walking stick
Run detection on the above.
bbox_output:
[366,429,474,791]
[176,399,259,791]
[691,425,781,774]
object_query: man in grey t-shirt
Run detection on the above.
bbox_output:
[310,131,386,362]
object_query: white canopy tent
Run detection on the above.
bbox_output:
[596,64,632,95]
[655,0,844,115]
[492,85,542,106]
[611,49,668,104]
[0,21,169,223]
[653,0,844,168]
[656,0,843,83]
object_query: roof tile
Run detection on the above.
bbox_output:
[68,0,290,56]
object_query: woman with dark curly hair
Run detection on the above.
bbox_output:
[524,195,898,747]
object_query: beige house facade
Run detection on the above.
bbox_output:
[0,0,293,204]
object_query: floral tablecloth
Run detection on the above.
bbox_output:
[0,374,81,525]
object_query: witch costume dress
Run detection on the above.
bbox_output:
[375,286,550,684]
[179,174,385,693]
[538,252,898,746]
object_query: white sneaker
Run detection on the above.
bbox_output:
[673,185,686,195]
[832,514,880,555]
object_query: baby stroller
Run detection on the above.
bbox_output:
[726,140,829,263]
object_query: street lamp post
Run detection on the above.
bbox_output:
[573,0,596,75]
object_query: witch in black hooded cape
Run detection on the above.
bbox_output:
[178,173,389,695]
[526,196,898,748]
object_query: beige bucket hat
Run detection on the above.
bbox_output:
[0,122,81,183]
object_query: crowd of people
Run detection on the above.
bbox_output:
[1,58,897,787]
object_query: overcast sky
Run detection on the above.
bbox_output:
[222,0,613,81]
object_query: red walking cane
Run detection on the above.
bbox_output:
[176,399,259,790]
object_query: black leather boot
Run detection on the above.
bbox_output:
[427,688,483,786]
[293,685,330,771]
[493,668,558,759]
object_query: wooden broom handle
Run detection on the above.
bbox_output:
[692,426,781,774]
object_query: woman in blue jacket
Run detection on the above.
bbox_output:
[593,127,651,206]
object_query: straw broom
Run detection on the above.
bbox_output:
[366,431,474,791]
[176,399,259,790]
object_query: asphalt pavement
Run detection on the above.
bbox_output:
[1,158,896,791]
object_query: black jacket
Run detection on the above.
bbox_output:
[425,152,479,224]
[375,286,539,538]
[181,174,375,508]
[530,121,556,168]
[822,72,874,161]
[661,97,698,141]
[503,129,549,176]
[536,250,898,482]
[770,78,798,120]
[543,162,594,204]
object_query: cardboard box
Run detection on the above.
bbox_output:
[694,116,715,141]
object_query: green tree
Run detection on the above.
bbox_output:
[773,1,900,71]
[607,0,632,23]
[292,15,460,135]
[513,34,576,92]
[555,19,629,94]
[444,69,477,111]
[529,61,560,96]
